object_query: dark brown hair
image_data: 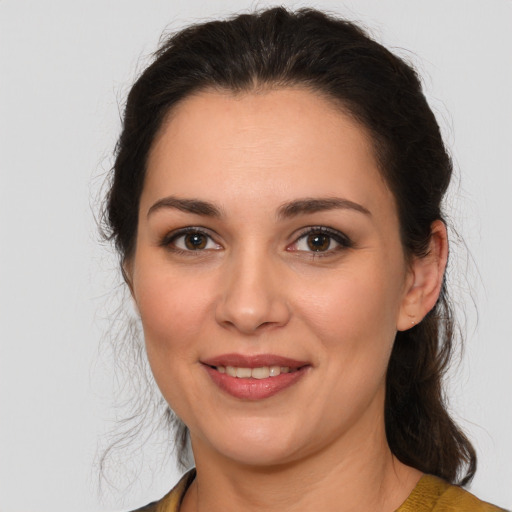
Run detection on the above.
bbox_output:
[104,7,476,484]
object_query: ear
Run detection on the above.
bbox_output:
[122,258,141,317]
[122,258,135,297]
[397,220,448,331]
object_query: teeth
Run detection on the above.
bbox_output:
[215,365,297,379]
[236,367,252,378]
[269,365,280,376]
[252,367,270,379]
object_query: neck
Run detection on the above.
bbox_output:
[181,419,422,512]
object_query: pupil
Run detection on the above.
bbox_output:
[185,233,207,250]
[307,234,330,251]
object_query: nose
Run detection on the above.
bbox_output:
[215,247,291,334]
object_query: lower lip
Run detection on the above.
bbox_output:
[203,365,309,400]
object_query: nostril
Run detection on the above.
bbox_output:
[214,273,292,333]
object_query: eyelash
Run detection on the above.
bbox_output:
[160,227,220,255]
[289,226,353,257]
[160,226,353,257]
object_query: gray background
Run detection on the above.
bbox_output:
[1,0,511,510]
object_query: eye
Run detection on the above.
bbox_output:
[163,228,222,252]
[289,227,352,254]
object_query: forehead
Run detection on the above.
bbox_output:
[142,87,394,219]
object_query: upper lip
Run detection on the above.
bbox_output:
[201,353,310,369]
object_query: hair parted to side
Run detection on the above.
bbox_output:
[103,7,476,485]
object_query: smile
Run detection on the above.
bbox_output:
[201,354,310,400]
[215,365,297,379]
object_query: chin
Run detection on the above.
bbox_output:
[218,442,298,468]
[195,419,305,467]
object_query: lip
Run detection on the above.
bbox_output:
[202,353,309,368]
[201,353,310,400]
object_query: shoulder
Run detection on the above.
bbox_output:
[397,474,507,512]
[128,469,196,512]
[129,502,158,512]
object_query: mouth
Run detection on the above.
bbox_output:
[212,365,300,379]
[201,354,310,400]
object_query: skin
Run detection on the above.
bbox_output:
[127,88,448,512]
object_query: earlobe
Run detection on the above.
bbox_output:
[122,259,141,317]
[397,220,448,331]
[122,258,135,297]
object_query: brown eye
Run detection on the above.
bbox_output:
[306,233,331,252]
[166,229,222,253]
[184,232,208,250]
[288,227,352,255]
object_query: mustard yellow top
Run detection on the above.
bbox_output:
[131,470,506,512]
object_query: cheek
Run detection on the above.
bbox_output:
[133,262,216,365]
[292,260,406,402]
[133,267,216,417]
[294,269,402,421]
[296,268,402,343]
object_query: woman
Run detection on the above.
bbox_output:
[104,7,505,511]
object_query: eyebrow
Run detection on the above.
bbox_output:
[147,196,223,218]
[277,197,371,218]
[147,196,370,219]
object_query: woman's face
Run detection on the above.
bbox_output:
[129,88,417,467]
